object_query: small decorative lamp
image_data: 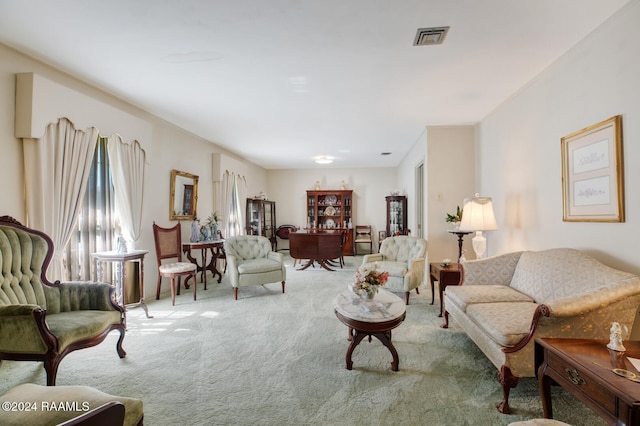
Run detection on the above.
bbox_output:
[457,193,498,259]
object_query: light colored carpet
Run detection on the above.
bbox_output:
[1,255,605,426]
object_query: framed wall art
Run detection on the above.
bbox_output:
[561,115,624,222]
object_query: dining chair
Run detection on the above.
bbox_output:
[354,225,373,255]
[152,222,197,305]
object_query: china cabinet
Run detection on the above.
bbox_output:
[306,190,354,256]
[386,195,407,236]
[246,199,276,249]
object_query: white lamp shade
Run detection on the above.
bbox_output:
[458,195,498,232]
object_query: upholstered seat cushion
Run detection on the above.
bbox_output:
[445,285,534,312]
[158,262,196,274]
[364,261,407,277]
[46,311,123,353]
[466,302,541,347]
[237,258,283,274]
[0,383,143,426]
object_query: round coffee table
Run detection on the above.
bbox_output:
[334,288,406,371]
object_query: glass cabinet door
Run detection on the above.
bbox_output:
[386,196,407,236]
[264,202,273,238]
[247,199,260,235]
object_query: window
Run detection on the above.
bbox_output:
[64,137,118,281]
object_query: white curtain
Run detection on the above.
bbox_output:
[107,135,146,246]
[222,171,246,237]
[23,117,99,281]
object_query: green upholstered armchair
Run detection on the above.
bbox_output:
[0,216,126,385]
[224,235,286,300]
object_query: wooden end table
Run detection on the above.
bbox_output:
[334,289,406,371]
[91,250,152,326]
[535,337,640,425]
[429,262,462,317]
[182,240,225,289]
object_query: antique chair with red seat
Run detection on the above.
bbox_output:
[0,216,126,386]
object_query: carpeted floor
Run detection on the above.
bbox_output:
[1,254,606,425]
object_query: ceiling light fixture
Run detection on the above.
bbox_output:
[314,156,333,164]
[381,152,392,156]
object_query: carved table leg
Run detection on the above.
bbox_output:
[538,363,553,418]
[345,330,368,370]
[440,310,450,328]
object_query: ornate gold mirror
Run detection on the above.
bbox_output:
[170,169,199,220]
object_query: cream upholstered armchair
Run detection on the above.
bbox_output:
[0,216,126,386]
[361,235,427,304]
[224,235,286,300]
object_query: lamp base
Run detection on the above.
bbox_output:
[471,231,487,259]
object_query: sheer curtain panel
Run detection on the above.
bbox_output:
[222,171,247,237]
[107,135,146,247]
[23,117,99,281]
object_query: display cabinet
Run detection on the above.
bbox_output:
[306,190,354,256]
[386,195,407,236]
[246,199,276,249]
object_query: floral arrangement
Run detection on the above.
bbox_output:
[199,211,220,240]
[351,264,389,298]
[204,211,220,226]
[445,205,463,223]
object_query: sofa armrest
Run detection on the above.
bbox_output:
[226,254,239,287]
[362,253,383,264]
[57,282,122,312]
[408,257,426,280]
[268,251,283,263]
[0,305,51,353]
[462,251,523,286]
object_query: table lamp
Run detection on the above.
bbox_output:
[457,193,497,259]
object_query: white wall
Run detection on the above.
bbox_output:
[426,126,476,264]
[477,0,640,274]
[396,129,426,239]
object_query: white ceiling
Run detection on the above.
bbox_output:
[0,0,631,169]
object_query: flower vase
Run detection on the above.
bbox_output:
[364,292,375,300]
[212,223,218,240]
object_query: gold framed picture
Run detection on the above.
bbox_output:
[561,115,624,222]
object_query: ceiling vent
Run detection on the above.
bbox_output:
[413,26,449,46]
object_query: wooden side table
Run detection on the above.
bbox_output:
[182,240,225,289]
[429,262,462,317]
[334,289,406,371]
[535,337,640,425]
[91,250,152,321]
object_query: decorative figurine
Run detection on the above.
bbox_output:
[607,321,628,352]
[116,235,128,254]
[190,219,200,242]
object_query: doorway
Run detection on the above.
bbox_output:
[415,162,424,238]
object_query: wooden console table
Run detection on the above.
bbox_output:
[182,241,224,289]
[92,249,152,320]
[429,262,462,317]
[535,337,640,425]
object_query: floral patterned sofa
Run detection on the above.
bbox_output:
[442,248,640,414]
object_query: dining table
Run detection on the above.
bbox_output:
[289,230,343,271]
